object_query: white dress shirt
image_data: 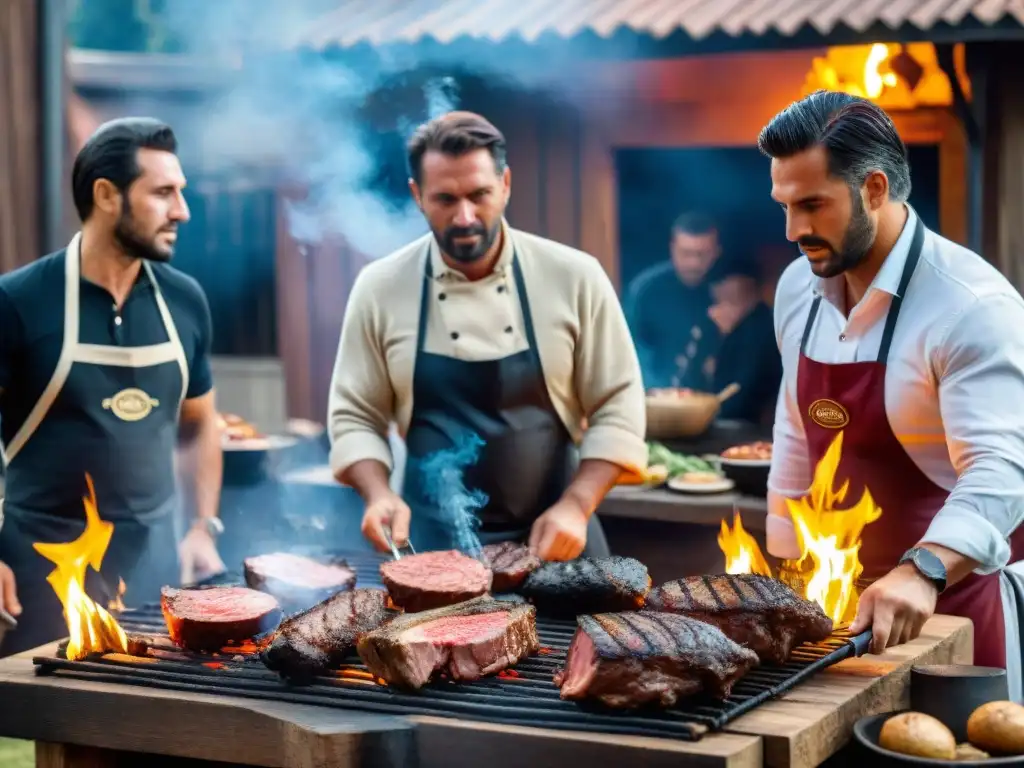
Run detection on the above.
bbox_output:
[768,206,1024,576]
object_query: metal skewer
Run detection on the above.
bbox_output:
[382,527,416,560]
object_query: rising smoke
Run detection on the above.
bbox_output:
[415,431,489,557]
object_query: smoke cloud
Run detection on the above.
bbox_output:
[415,431,489,557]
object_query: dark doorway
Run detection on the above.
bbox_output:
[615,144,941,293]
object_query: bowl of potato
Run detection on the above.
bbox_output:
[854,703,1024,765]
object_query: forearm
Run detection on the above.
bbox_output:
[186,416,222,521]
[340,459,393,504]
[914,542,981,588]
[561,459,622,519]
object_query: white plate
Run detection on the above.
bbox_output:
[718,456,772,468]
[667,475,736,494]
[222,435,301,452]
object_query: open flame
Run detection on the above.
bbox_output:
[718,432,882,625]
[32,474,128,660]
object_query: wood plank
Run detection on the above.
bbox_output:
[723,614,973,768]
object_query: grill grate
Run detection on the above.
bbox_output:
[32,551,870,742]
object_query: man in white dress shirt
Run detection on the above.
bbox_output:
[760,91,1024,698]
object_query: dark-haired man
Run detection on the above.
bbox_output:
[760,91,1024,699]
[624,212,722,390]
[0,117,225,656]
[328,111,646,562]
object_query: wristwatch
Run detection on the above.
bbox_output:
[194,517,225,538]
[899,547,947,594]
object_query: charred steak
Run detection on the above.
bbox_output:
[380,550,492,612]
[555,612,759,709]
[645,574,834,664]
[244,552,357,609]
[262,588,391,680]
[520,556,651,616]
[161,586,282,652]
[481,542,540,592]
[357,595,538,689]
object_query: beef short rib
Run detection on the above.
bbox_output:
[520,556,651,616]
[161,586,282,652]
[380,550,492,612]
[645,574,834,664]
[481,542,540,592]
[262,588,391,680]
[555,612,759,709]
[357,595,538,689]
[244,552,357,610]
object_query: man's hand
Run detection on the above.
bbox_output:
[708,301,747,336]
[0,560,20,618]
[178,527,226,586]
[849,564,939,654]
[529,497,589,561]
[361,491,412,553]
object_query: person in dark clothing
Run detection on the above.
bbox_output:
[623,212,722,390]
[705,264,782,424]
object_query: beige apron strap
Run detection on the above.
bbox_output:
[143,261,189,410]
[73,342,180,368]
[3,235,83,463]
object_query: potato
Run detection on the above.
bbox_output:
[967,700,1024,755]
[956,742,990,760]
[879,712,957,760]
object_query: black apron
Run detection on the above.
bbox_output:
[401,248,609,557]
[0,233,184,657]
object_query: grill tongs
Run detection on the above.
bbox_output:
[382,527,417,560]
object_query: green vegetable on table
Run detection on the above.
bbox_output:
[647,442,719,477]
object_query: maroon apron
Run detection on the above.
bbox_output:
[797,218,1024,668]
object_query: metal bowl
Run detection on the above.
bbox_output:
[910,664,1009,743]
[853,711,1024,766]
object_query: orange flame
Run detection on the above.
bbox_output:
[32,474,128,660]
[717,432,882,626]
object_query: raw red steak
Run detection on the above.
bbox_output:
[244,552,357,609]
[161,586,282,652]
[357,595,538,689]
[481,542,540,592]
[555,612,759,709]
[380,550,492,612]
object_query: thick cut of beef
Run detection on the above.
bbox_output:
[244,552,357,610]
[380,550,492,613]
[555,612,759,709]
[520,556,651,617]
[357,595,538,689]
[481,542,540,592]
[645,574,834,664]
[161,586,282,652]
[262,588,391,680]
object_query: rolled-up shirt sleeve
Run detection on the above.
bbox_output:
[574,264,648,473]
[327,271,395,476]
[921,294,1024,574]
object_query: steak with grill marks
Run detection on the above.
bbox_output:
[380,550,492,613]
[520,556,650,617]
[261,588,391,680]
[161,586,282,652]
[244,552,357,611]
[481,542,540,592]
[357,595,538,689]
[555,612,759,709]
[645,574,833,664]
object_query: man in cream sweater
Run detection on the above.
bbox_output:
[327,111,646,561]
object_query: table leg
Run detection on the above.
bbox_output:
[36,743,118,768]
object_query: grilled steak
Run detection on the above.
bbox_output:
[520,556,651,617]
[380,550,492,612]
[357,595,538,689]
[555,612,759,708]
[645,574,834,664]
[262,588,391,680]
[244,552,357,610]
[161,586,282,652]
[481,542,540,592]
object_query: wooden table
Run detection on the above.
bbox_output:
[0,616,971,768]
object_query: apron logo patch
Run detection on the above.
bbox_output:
[102,388,160,422]
[808,398,849,429]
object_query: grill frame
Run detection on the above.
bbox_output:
[32,551,870,742]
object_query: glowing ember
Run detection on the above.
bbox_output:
[32,474,128,660]
[718,511,772,577]
[718,432,882,626]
